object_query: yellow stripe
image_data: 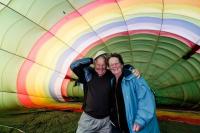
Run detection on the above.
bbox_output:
[56,17,91,45]
[35,37,69,70]
[26,64,53,105]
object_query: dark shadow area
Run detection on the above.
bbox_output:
[159,120,200,133]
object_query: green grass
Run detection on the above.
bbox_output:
[159,120,200,133]
[0,110,200,133]
[0,110,81,133]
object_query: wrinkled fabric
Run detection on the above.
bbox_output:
[76,112,111,133]
[121,74,160,133]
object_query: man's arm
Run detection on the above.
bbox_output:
[70,58,93,83]
[124,64,140,78]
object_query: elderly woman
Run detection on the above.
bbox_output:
[108,53,160,133]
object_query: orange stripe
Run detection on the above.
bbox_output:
[157,109,200,126]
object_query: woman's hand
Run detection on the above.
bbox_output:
[133,123,141,132]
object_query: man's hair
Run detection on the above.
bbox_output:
[94,55,108,66]
[94,54,107,61]
[93,50,107,60]
[108,53,124,65]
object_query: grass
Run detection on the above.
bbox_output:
[0,110,200,133]
[0,110,81,133]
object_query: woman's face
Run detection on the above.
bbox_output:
[108,57,123,77]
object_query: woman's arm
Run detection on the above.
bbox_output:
[133,78,156,130]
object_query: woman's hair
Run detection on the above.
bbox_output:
[107,53,124,65]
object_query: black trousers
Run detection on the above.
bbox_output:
[111,125,129,133]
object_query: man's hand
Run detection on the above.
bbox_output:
[132,69,141,78]
[133,123,141,132]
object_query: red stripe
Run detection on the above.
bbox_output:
[129,30,160,35]
[158,115,200,126]
[17,61,36,107]
[78,0,116,14]
[50,0,117,34]
[17,28,196,109]
[17,0,197,109]
[64,29,196,99]
[28,33,53,60]
[17,0,120,107]
[160,31,195,47]
[197,49,200,53]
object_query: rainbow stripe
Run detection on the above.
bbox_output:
[15,0,200,110]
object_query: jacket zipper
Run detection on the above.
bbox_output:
[115,83,121,128]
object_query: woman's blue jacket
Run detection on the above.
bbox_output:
[120,73,160,133]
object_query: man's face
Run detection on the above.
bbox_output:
[94,57,107,76]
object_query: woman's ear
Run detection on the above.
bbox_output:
[121,64,124,69]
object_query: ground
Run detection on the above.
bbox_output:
[0,110,200,133]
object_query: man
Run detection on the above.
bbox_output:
[70,51,113,133]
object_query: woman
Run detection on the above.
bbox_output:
[108,53,160,133]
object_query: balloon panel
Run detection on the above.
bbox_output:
[0,0,199,111]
